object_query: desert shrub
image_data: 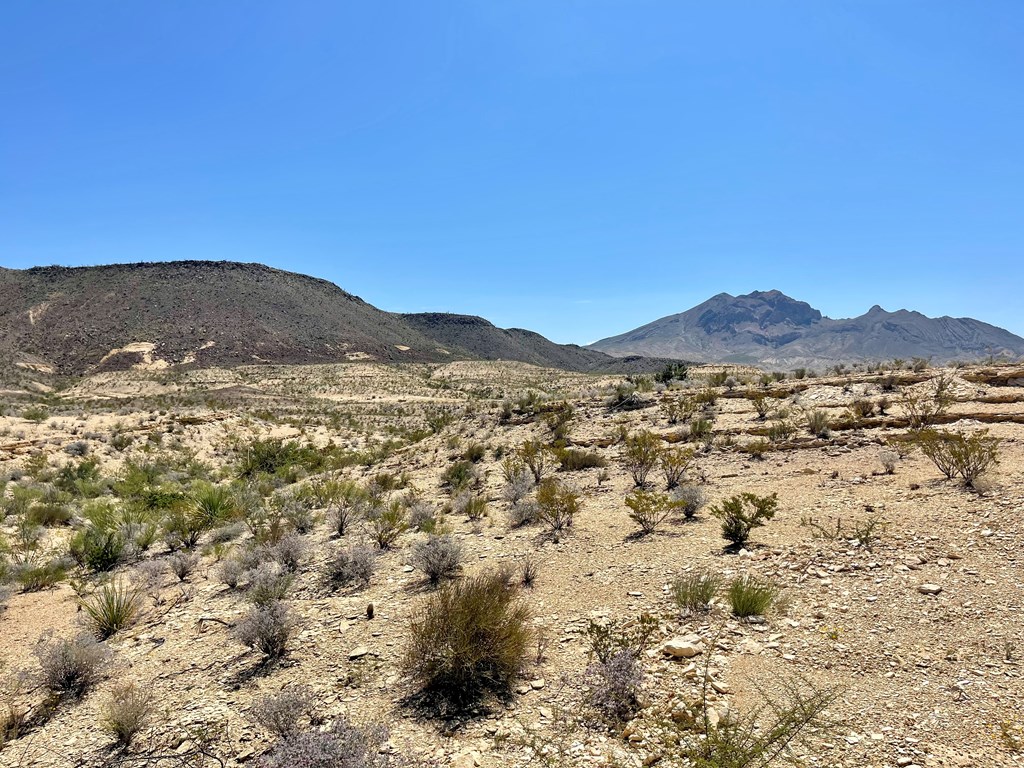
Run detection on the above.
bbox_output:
[237,438,302,480]
[534,478,580,537]
[688,417,713,443]
[36,635,107,698]
[660,445,695,489]
[169,550,199,581]
[545,401,575,440]
[235,601,293,659]
[672,485,707,520]
[82,581,141,639]
[555,448,606,472]
[271,533,308,572]
[404,568,531,711]
[246,562,293,606]
[13,558,68,592]
[252,685,314,738]
[501,457,534,504]
[506,499,538,528]
[878,449,899,475]
[407,498,439,533]
[101,683,154,747]
[368,500,408,549]
[792,367,807,380]
[606,381,640,410]
[677,675,839,768]
[766,419,795,442]
[411,535,463,585]
[517,440,550,483]
[519,555,539,588]
[710,492,779,548]
[749,392,772,421]
[727,574,779,618]
[901,373,955,428]
[623,430,662,487]
[69,527,126,573]
[453,492,488,521]
[462,442,486,463]
[740,439,772,460]
[441,460,477,495]
[805,409,831,438]
[915,428,999,487]
[671,571,721,615]
[585,614,659,664]
[329,482,367,537]
[586,650,643,724]
[624,489,678,535]
[849,398,875,420]
[217,556,248,590]
[190,483,238,529]
[325,545,375,590]
[257,719,399,768]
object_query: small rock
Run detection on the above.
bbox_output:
[348,646,369,659]
[530,678,546,690]
[662,637,705,659]
[918,583,942,596]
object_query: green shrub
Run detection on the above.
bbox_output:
[727,574,779,618]
[555,448,607,472]
[517,440,550,483]
[671,571,721,615]
[69,527,125,573]
[805,409,831,438]
[441,460,477,495]
[462,443,486,463]
[710,492,779,548]
[81,581,142,639]
[584,614,658,664]
[404,569,531,712]
[368,501,408,549]
[914,428,1000,487]
[623,430,662,487]
[535,478,580,537]
[660,445,694,489]
[624,489,678,535]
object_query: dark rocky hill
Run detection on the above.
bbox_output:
[0,261,683,379]
[589,290,1024,367]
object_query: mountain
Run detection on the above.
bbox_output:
[0,261,679,379]
[588,290,1024,367]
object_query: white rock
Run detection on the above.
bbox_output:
[662,636,705,658]
[917,583,942,595]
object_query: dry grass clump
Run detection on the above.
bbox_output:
[411,535,463,585]
[35,635,108,699]
[100,683,155,747]
[234,601,293,660]
[404,568,531,712]
[672,571,721,615]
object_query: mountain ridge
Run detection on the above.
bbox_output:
[589,290,1024,367]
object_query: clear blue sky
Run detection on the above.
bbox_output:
[2,2,1022,343]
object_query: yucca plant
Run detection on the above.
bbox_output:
[81,581,141,639]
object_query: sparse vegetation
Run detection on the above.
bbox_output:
[404,568,531,712]
[710,492,779,548]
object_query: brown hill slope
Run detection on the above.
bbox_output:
[0,261,449,376]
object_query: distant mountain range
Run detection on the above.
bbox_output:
[589,289,1024,367]
[0,261,678,379]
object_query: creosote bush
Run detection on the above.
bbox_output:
[404,568,531,712]
[710,492,779,548]
[534,478,580,537]
[660,445,695,490]
[623,430,662,487]
[624,489,678,535]
[914,428,1000,488]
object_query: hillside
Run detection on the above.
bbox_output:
[589,289,1024,367]
[0,262,678,379]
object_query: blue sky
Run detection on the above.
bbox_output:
[2,2,1022,343]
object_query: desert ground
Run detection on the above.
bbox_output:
[1,360,1022,768]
